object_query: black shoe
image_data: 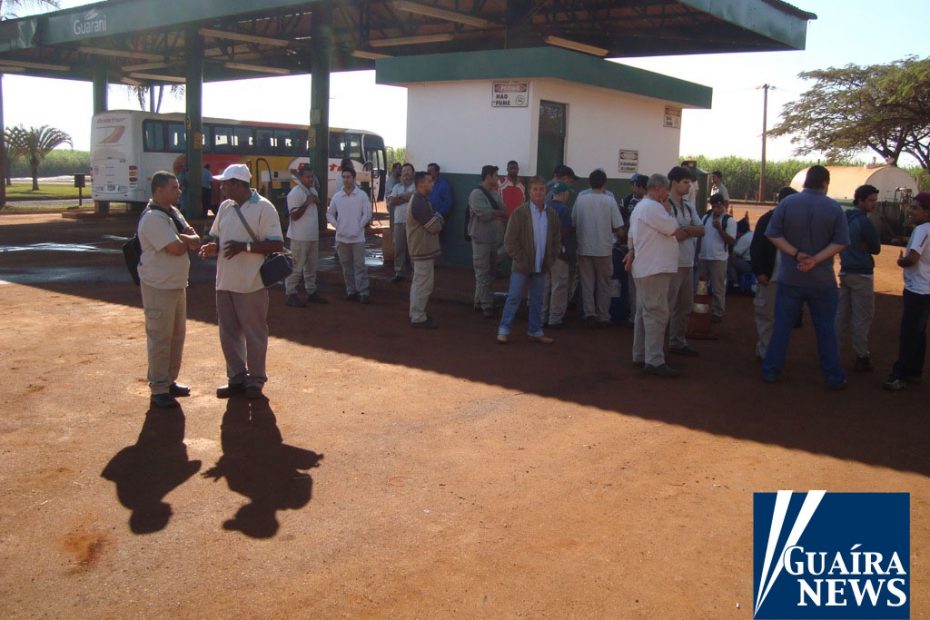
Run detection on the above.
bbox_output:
[306,292,328,304]
[669,345,700,357]
[345,292,359,302]
[411,317,438,329]
[391,274,404,283]
[285,294,306,307]
[168,382,190,397]
[482,307,495,319]
[151,393,180,408]
[853,356,873,372]
[216,383,246,399]
[245,385,264,400]
[644,363,680,377]
[359,294,370,304]
[884,377,907,392]
[547,322,563,330]
[597,320,612,329]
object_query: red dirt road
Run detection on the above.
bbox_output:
[0,213,927,618]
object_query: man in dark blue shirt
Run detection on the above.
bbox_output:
[763,165,850,388]
[427,163,453,220]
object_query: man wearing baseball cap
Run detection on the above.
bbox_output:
[199,163,284,400]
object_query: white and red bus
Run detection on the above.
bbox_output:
[90,110,387,208]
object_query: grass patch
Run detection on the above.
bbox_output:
[5,182,84,199]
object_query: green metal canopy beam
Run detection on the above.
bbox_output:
[377,47,713,109]
[679,0,810,51]
[39,0,318,46]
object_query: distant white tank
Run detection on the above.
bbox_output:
[789,165,918,203]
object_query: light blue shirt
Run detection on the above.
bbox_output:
[530,202,549,273]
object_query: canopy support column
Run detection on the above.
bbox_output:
[184,28,204,220]
[93,64,109,214]
[310,0,332,230]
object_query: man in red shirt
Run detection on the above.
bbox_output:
[498,160,526,217]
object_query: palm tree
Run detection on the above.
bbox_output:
[9,125,72,190]
[130,83,184,113]
[3,126,26,186]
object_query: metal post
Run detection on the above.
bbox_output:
[93,64,110,214]
[184,28,204,220]
[758,84,772,203]
[1,74,7,209]
[310,0,332,231]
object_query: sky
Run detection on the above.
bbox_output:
[2,0,927,165]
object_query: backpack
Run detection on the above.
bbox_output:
[702,212,733,251]
[122,207,186,286]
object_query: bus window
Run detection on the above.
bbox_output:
[328,133,345,159]
[167,122,186,152]
[213,126,233,151]
[256,128,276,152]
[234,127,255,152]
[143,120,165,152]
[344,133,362,160]
[276,128,302,155]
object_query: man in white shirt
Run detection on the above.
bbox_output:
[666,166,705,357]
[698,193,737,322]
[388,163,415,282]
[572,169,624,327]
[137,171,201,408]
[625,174,689,377]
[199,164,284,400]
[284,163,327,307]
[327,167,373,303]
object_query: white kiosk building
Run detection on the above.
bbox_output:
[376,47,712,267]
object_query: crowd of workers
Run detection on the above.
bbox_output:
[133,159,930,408]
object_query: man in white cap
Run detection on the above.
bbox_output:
[199,164,284,400]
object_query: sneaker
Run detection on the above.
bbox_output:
[496,334,509,344]
[883,378,907,392]
[853,356,873,372]
[528,335,554,344]
[285,294,306,307]
[643,363,679,377]
[306,292,328,304]
[669,345,700,357]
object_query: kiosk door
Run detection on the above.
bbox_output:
[537,101,566,178]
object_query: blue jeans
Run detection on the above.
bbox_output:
[498,271,546,337]
[763,282,845,385]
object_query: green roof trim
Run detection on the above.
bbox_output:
[680,0,812,51]
[376,48,712,109]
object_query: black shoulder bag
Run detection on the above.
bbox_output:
[122,206,186,286]
[230,203,293,287]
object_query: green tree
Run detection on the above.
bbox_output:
[771,57,930,170]
[128,83,184,113]
[7,125,73,190]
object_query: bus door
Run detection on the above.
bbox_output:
[365,145,386,203]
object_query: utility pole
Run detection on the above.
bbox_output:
[758,84,774,202]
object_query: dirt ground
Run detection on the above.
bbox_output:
[0,212,927,619]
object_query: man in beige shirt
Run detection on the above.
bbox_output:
[137,171,201,408]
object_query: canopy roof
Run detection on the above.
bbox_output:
[0,0,815,85]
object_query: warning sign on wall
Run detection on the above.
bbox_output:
[492,81,529,107]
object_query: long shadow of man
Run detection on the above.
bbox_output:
[204,398,323,539]
[101,407,202,534]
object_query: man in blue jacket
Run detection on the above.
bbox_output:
[836,184,881,371]
[427,163,453,220]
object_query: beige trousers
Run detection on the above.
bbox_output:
[633,273,673,367]
[141,283,186,395]
[409,258,435,323]
[578,254,613,322]
[667,266,694,349]
[835,273,875,358]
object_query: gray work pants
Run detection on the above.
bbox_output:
[336,241,370,296]
[472,240,496,311]
[754,281,778,359]
[699,259,728,318]
[578,254,613,322]
[216,288,269,388]
[542,257,570,325]
[141,283,186,395]
[409,258,435,323]
[393,223,408,275]
[633,273,673,367]
[835,273,875,358]
[285,239,319,296]
[667,266,694,349]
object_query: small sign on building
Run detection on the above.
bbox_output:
[618,149,639,175]
[492,81,529,107]
[664,106,682,129]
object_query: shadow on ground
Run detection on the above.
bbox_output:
[7,216,930,479]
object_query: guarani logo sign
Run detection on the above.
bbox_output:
[753,491,909,619]
[73,9,107,36]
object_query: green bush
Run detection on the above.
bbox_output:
[9,149,90,177]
